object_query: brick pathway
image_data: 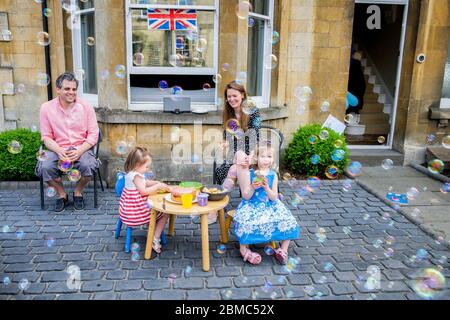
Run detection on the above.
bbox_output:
[0,181,449,300]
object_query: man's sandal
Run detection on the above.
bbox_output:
[274,248,288,265]
[241,248,262,265]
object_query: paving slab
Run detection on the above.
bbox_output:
[0,180,449,301]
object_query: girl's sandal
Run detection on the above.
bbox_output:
[274,248,288,265]
[241,248,262,265]
[152,237,162,254]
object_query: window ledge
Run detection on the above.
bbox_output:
[96,106,288,125]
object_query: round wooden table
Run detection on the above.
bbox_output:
[144,193,229,272]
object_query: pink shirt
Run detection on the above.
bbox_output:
[39,97,99,149]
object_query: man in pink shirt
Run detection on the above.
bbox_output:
[35,72,99,212]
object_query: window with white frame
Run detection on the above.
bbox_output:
[247,0,274,108]
[126,0,219,111]
[71,0,98,105]
[441,40,450,108]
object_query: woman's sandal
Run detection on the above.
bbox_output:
[152,237,162,254]
[241,248,262,265]
[274,248,288,265]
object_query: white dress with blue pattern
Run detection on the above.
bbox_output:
[233,169,300,245]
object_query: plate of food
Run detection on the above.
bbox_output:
[201,185,229,201]
[165,186,198,204]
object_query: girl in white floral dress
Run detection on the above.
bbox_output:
[234,144,300,265]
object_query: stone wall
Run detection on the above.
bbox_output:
[401,0,450,164]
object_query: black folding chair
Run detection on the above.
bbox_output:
[39,127,104,209]
[212,124,285,185]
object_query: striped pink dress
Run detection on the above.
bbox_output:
[118,171,151,227]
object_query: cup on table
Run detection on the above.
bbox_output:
[197,193,209,207]
[181,193,193,209]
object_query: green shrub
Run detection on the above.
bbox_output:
[284,124,350,179]
[0,128,41,181]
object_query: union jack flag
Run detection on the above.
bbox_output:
[147,9,197,31]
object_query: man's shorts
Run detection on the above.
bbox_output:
[35,150,99,182]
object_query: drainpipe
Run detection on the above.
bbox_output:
[42,0,53,101]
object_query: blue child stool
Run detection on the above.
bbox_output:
[114,171,167,253]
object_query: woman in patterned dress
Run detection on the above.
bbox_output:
[215,81,262,187]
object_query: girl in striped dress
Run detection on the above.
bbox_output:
[119,147,171,253]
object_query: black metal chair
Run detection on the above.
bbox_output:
[39,127,104,209]
[212,124,285,185]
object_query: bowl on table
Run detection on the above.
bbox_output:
[179,181,203,191]
[201,185,230,201]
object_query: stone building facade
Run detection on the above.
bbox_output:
[0,0,449,185]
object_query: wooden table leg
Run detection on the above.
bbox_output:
[169,215,176,236]
[200,213,210,272]
[218,209,228,244]
[144,209,157,260]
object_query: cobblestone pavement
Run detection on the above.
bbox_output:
[0,180,449,300]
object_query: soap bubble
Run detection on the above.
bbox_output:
[75,69,85,81]
[372,239,383,249]
[158,80,169,91]
[133,52,144,65]
[377,136,386,144]
[169,53,185,67]
[37,72,50,86]
[46,187,57,198]
[43,8,52,17]
[411,208,420,217]
[44,235,55,248]
[308,135,318,145]
[264,245,275,256]
[100,69,110,80]
[57,159,73,172]
[86,37,95,46]
[320,101,330,112]
[18,278,30,291]
[2,225,10,233]
[202,83,211,91]
[384,248,394,258]
[171,86,183,96]
[222,63,230,72]
[323,262,334,271]
[282,173,292,181]
[15,83,26,94]
[319,130,329,140]
[68,169,81,182]
[344,114,354,124]
[216,244,226,254]
[212,74,222,84]
[342,179,353,192]
[342,226,352,235]
[416,248,428,261]
[407,187,419,200]
[346,161,362,177]
[116,141,128,155]
[331,149,345,162]
[242,99,258,115]
[427,159,444,174]
[412,268,446,300]
[114,65,126,79]
[271,31,280,45]
[334,139,343,148]
[325,165,339,179]
[381,159,394,170]
[440,182,450,194]
[315,227,327,243]
[37,31,51,46]
[441,135,450,149]
[3,276,11,286]
[264,54,278,69]
[310,154,320,165]
[426,134,436,144]
[7,140,23,154]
